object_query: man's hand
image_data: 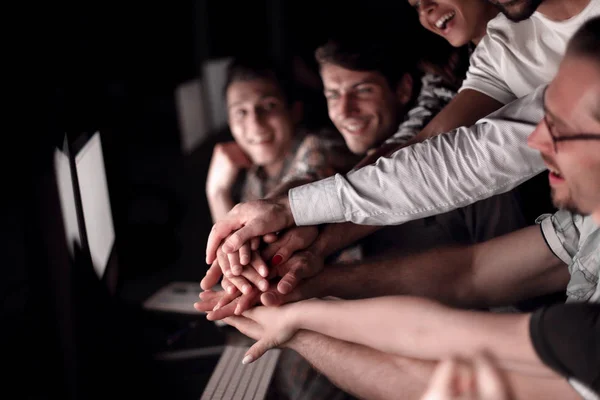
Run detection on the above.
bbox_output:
[206,196,295,265]
[205,142,252,199]
[421,353,512,400]
[223,304,299,364]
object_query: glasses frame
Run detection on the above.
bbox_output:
[542,86,600,153]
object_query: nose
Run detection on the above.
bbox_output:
[246,109,269,137]
[527,119,554,154]
[336,93,357,119]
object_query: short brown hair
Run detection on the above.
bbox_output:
[224,56,295,104]
[314,31,418,91]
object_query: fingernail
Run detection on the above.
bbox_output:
[260,266,269,277]
[259,280,269,292]
[242,355,253,365]
[271,254,283,267]
[234,305,241,315]
[279,281,292,294]
[213,303,221,311]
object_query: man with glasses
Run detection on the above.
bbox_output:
[219,18,600,400]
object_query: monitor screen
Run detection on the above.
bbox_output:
[74,132,115,279]
[54,142,82,258]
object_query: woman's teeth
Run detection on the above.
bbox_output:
[435,11,456,29]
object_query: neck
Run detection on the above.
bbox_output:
[593,210,600,226]
[263,158,285,179]
[537,0,590,21]
[472,9,500,45]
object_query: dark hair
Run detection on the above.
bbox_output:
[223,57,295,104]
[314,30,420,92]
[567,16,600,62]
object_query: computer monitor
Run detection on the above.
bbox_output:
[54,131,119,295]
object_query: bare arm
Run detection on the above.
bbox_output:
[206,142,251,223]
[290,297,554,375]
[311,222,381,257]
[288,225,568,308]
[417,89,503,140]
[353,89,504,169]
[286,331,433,400]
[226,317,580,400]
[207,191,236,224]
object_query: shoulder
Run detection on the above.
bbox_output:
[484,12,537,43]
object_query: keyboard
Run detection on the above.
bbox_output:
[200,345,281,400]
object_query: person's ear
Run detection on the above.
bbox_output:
[291,101,304,124]
[395,73,414,106]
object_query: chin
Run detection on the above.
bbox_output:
[552,194,583,215]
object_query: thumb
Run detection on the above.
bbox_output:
[242,339,273,365]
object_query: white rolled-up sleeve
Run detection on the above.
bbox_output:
[289,85,547,226]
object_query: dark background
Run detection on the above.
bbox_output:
[5,1,453,398]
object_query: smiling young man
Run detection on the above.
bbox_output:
[312,34,527,258]
[203,3,599,292]
[222,18,600,400]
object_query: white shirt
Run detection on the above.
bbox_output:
[289,86,546,226]
[460,0,600,104]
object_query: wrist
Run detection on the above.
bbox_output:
[275,194,295,227]
[282,302,303,332]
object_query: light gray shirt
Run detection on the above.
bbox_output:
[538,210,600,304]
[538,210,600,400]
[289,85,547,226]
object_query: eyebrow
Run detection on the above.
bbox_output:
[324,79,379,93]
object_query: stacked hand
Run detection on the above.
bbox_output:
[421,353,512,400]
[196,221,326,319]
[222,302,302,365]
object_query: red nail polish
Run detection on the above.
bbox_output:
[271,254,283,267]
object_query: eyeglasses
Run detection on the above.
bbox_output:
[542,87,600,153]
[543,115,600,153]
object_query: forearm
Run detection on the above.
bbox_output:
[207,191,236,223]
[286,330,577,400]
[286,330,432,400]
[311,222,381,258]
[292,296,548,374]
[417,89,503,140]
[289,86,546,226]
[301,245,477,305]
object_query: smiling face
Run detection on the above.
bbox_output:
[226,78,296,168]
[527,55,600,221]
[408,0,499,46]
[320,63,411,155]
